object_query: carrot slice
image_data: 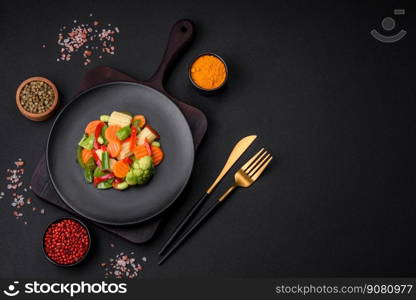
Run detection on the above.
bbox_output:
[81,148,93,163]
[133,145,148,160]
[105,125,122,142]
[151,146,164,166]
[133,115,146,128]
[112,161,130,178]
[85,120,101,136]
[108,141,121,158]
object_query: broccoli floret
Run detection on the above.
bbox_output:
[126,170,137,185]
[128,156,154,185]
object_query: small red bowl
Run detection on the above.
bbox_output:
[42,217,91,267]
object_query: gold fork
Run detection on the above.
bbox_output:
[218,148,273,202]
[158,148,273,265]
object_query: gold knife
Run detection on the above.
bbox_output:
[206,135,257,193]
[158,135,257,255]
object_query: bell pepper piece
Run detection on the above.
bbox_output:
[129,126,137,151]
[78,134,94,150]
[93,173,114,186]
[84,157,96,171]
[92,151,102,168]
[84,169,93,183]
[113,177,124,184]
[116,126,131,141]
[93,167,105,177]
[94,122,105,149]
[122,157,133,165]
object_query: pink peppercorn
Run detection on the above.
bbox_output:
[43,218,90,265]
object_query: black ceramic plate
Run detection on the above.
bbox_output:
[47,82,194,225]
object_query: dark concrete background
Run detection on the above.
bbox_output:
[0,0,415,278]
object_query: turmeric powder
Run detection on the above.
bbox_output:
[190,54,227,90]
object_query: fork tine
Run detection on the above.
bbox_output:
[241,148,264,171]
[251,156,273,181]
[248,153,271,177]
[245,150,268,174]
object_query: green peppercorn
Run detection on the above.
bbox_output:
[19,80,55,114]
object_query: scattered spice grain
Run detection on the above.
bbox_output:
[49,14,120,66]
[100,244,147,279]
[1,158,46,224]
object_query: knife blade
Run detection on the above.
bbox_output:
[206,135,257,194]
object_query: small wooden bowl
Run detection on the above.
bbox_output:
[16,77,59,121]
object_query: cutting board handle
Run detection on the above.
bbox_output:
[146,19,195,92]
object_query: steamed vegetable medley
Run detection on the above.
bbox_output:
[76,111,164,190]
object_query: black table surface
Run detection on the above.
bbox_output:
[0,0,415,278]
